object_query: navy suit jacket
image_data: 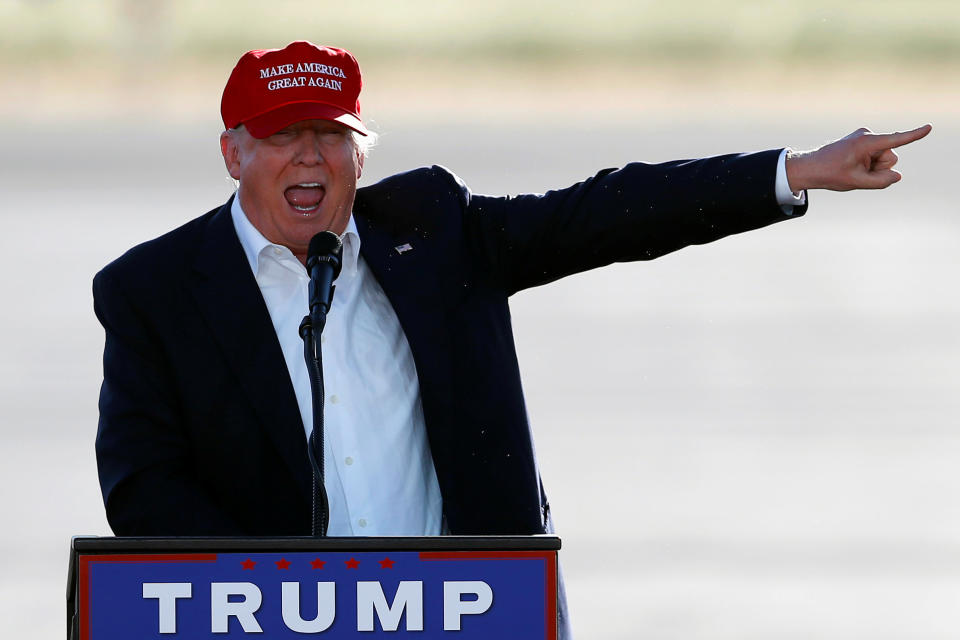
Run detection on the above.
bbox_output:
[94,151,804,537]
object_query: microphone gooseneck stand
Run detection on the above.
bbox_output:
[299,231,344,537]
[299,318,329,536]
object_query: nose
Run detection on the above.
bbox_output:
[293,130,324,166]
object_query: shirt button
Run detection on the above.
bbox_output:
[330,394,339,404]
[358,518,367,528]
[272,247,282,256]
[345,456,354,466]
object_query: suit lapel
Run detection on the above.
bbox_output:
[188,200,312,501]
[354,213,456,426]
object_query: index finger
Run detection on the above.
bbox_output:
[866,124,933,150]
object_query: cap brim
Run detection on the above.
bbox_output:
[243,101,368,138]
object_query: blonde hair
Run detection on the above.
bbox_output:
[351,128,378,158]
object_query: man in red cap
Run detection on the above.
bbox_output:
[94,41,930,639]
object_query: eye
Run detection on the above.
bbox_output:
[270,129,295,141]
[318,129,352,148]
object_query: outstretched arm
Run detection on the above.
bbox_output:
[460,150,802,294]
[786,124,932,192]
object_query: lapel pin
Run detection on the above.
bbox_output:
[394,243,414,255]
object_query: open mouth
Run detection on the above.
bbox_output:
[284,182,325,215]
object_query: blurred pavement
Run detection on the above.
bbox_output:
[1,112,958,638]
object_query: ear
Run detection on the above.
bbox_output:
[220,130,242,180]
[356,150,364,180]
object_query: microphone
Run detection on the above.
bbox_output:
[299,230,343,537]
[306,231,343,333]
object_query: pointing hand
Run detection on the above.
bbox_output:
[785,124,932,192]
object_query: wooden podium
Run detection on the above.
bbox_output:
[67,536,560,639]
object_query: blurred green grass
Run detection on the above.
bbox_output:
[2,0,958,68]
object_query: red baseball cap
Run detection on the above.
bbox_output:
[221,41,368,138]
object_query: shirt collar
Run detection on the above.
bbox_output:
[230,194,361,277]
[230,195,272,277]
[340,214,361,278]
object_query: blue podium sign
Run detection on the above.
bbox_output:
[73,541,557,639]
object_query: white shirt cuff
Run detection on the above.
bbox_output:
[776,147,807,215]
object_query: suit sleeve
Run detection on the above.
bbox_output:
[458,149,806,294]
[93,269,243,535]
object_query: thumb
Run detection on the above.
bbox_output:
[861,168,903,190]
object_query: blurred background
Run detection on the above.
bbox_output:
[1,1,958,638]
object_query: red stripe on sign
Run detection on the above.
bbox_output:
[78,554,217,640]
[544,552,557,640]
[418,550,554,561]
[418,551,558,640]
[82,553,217,564]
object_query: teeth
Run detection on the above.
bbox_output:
[292,205,316,211]
[296,182,322,188]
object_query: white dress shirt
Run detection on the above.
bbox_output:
[231,197,443,536]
